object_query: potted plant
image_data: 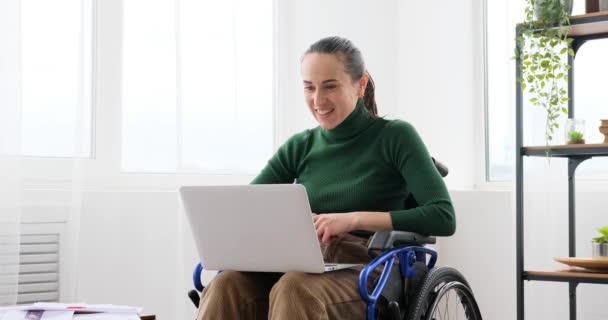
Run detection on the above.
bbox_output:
[567,130,585,144]
[516,0,575,149]
[592,226,608,257]
[565,118,586,144]
[535,0,574,24]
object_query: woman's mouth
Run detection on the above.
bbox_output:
[316,108,335,119]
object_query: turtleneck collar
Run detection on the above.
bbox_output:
[321,98,376,141]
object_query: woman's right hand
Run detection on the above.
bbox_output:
[312,213,348,244]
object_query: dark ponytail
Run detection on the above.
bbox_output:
[304,36,378,118]
[362,74,377,117]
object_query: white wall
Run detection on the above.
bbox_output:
[396,0,484,190]
[440,190,515,320]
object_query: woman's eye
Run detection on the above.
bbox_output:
[304,87,314,92]
[324,85,336,90]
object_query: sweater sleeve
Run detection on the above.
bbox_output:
[384,121,456,236]
[250,131,309,184]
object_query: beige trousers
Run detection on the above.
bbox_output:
[196,234,377,320]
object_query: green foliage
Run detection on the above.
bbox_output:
[567,130,584,141]
[515,0,573,149]
[592,226,608,244]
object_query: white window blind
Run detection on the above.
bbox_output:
[17,233,60,304]
[122,0,274,174]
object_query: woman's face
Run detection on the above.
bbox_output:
[301,53,367,130]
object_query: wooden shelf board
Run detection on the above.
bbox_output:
[517,11,608,38]
[570,11,608,37]
[524,143,608,150]
[522,143,608,157]
[525,268,608,284]
[528,269,608,278]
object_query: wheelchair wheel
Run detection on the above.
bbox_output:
[405,266,481,320]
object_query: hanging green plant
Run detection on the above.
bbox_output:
[515,0,574,148]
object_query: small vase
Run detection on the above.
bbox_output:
[592,242,608,257]
[565,118,586,144]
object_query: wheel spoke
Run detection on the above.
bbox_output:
[429,287,475,320]
[407,267,481,320]
[443,289,449,320]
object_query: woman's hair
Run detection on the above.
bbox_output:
[304,36,378,118]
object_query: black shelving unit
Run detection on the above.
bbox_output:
[515,12,608,320]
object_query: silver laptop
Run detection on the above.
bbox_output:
[180,184,358,273]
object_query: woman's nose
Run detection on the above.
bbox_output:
[314,90,326,105]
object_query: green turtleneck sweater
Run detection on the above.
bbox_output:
[251,100,455,237]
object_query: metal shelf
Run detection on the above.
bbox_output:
[522,143,608,157]
[515,10,608,320]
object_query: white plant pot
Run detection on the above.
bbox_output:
[592,242,608,257]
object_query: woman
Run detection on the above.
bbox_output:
[197,36,455,320]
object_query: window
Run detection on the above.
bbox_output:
[20,0,93,158]
[486,1,608,181]
[485,0,522,181]
[122,0,274,174]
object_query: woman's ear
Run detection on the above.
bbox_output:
[358,72,369,97]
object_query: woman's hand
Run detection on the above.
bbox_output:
[312,211,393,244]
[312,213,358,244]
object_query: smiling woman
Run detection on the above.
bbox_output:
[196,36,455,320]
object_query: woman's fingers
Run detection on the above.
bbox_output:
[315,217,330,243]
[316,220,325,238]
[322,227,337,244]
[313,214,342,244]
[318,222,333,244]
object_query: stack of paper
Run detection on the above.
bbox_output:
[0,303,142,320]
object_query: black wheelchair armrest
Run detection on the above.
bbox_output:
[367,231,436,251]
[432,157,448,178]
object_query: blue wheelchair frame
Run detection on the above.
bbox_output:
[358,245,437,320]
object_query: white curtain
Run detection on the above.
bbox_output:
[0,0,23,306]
[0,0,88,306]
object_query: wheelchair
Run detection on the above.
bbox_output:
[187,159,482,320]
